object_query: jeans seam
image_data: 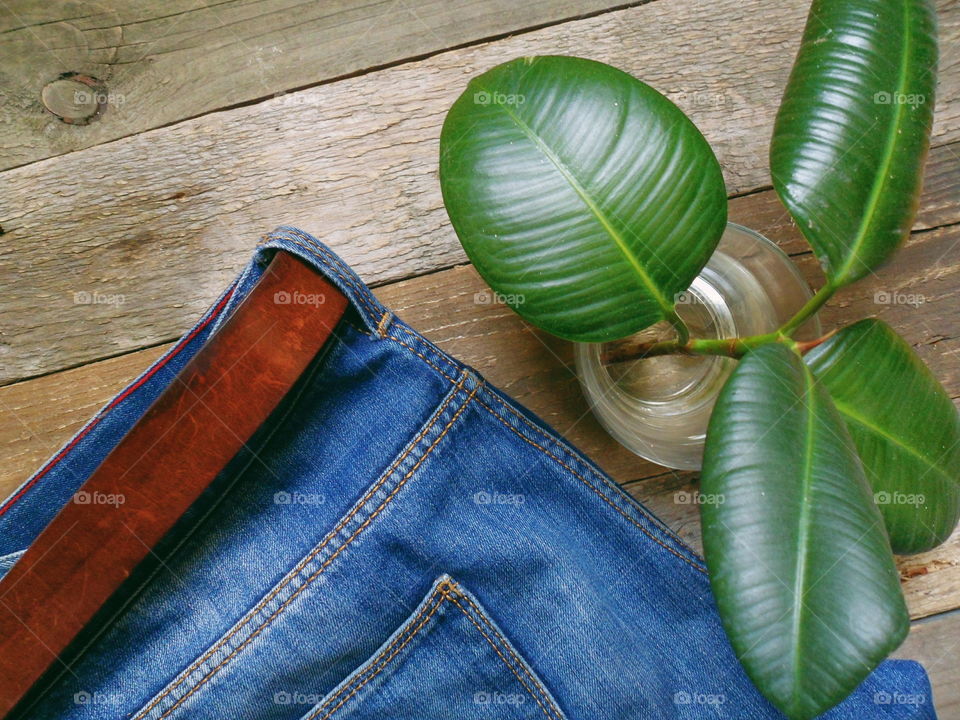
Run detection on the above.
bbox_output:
[474,392,707,574]
[262,230,382,325]
[446,589,564,720]
[132,375,477,720]
[307,580,563,720]
[306,582,452,720]
[262,231,464,387]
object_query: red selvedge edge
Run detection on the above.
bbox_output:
[0,285,238,519]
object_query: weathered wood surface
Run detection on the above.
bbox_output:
[894,610,960,715]
[0,0,633,170]
[2,0,958,385]
[3,208,960,619]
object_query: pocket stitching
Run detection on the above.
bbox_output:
[307,580,564,720]
[445,591,564,720]
[134,376,477,720]
[449,590,561,719]
[305,583,451,720]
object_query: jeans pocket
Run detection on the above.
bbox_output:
[294,575,568,720]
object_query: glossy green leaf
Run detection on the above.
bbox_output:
[439,56,727,342]
[701,344,908,720]
[806,319,960,553]
[770,0,937,287]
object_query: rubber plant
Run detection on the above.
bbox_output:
[438,0,955,718]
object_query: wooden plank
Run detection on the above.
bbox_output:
[893,610,960,716]
[0,0,634,171]
[2,215,960,619]
[2,0,958,385]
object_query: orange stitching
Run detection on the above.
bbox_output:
[446,593,561,720]
[375,311,393,338]
[388,336,459,384]
[262,232,379,321]
[453,590,559,714]
[151,386,478,720]
[134,375,468,720]
[268,234,463,387]
[309,581,563,720]
[308,583,454,720]
[475,395,705,574]
[481,389,698,553]
[281,231,381,321]
[392,324,461,381]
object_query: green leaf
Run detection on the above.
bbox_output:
[701,343,908,720]
[770,0,937,287]
[439,56,727,342]
[806,319,960,553]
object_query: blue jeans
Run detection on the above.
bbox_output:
[0,228,936,719]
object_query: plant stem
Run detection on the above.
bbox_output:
[778,282,836,336]
[603,285,839,364]
[626,331,782,360]
[603,328,839,364]
[665,309,690,346]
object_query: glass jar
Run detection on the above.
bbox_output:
[574,223,821,470]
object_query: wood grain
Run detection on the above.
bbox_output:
[894,610,960,715]
[0,0,632,170]
[3,211,960,619]
[2,0,958,385]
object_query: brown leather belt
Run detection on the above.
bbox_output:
[0,251,348,716]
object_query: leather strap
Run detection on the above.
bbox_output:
[0,251,348,716]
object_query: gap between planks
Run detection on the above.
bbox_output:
[2,202,960,621]
[2,0,958,384]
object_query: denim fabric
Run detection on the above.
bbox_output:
[0,227,936,719]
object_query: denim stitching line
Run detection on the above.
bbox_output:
[346,319,461,389]
[258,233,380,324]
[392,324,462,381]
[388,334,459,385]
[307,583,453,720]
[478,389,704,570]
[451,589,563,720]
[147,383,479,720]
[264,231,467,388]
[267,233,698,570]
[265,231,463,384]
[311,580,560,720]
[375,311,393,338]
[278,231,382,322]
[446,591,561,720]
[260,230,378,318]
[132,373,470,720]
[474,394,706,574]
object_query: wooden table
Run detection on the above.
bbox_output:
[1,0,958,714]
